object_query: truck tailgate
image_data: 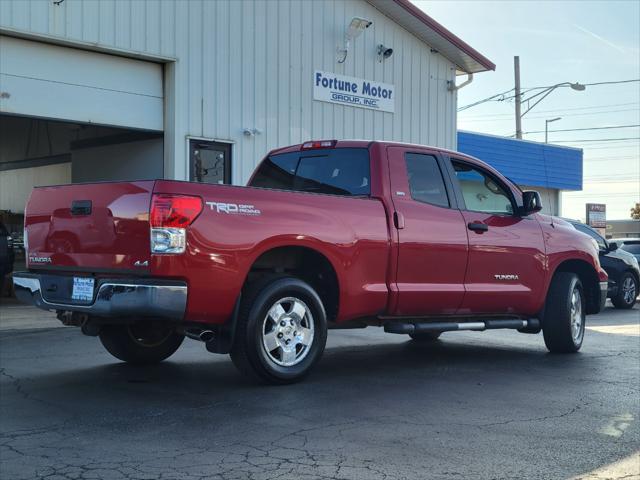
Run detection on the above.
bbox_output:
[25,181,154,273]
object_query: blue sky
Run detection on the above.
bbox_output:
[415,0,640,220]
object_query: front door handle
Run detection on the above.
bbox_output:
[468,222,488,233]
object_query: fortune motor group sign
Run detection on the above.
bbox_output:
[313,70,395,113]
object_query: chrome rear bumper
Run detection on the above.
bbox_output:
[12,272,187,321]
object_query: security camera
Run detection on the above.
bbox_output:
[377,44,393,62]
[338,17,373,63]
[347,17,373,41]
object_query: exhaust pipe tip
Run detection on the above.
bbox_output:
[199,330,215,343]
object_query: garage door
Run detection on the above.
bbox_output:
[0,36,163,131]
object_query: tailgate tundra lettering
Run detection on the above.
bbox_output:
[206,201,261,216]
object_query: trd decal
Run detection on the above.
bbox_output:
[206,201,261,216]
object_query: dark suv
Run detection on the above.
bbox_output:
[612,238,640,263]
[567,220,639,309]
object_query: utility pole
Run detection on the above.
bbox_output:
[514,56,522,139]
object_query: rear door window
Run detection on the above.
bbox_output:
[250,148,370,196]
[405,153,450,208]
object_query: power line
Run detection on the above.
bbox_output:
[552,137,640,143]
[460,102,639,118]
[457,88,515,112]
[458,79,640,112]
[460,108,640,123]
[523,124,640,135]
[524,79,640,91]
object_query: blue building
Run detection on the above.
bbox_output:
[457,130,583,215]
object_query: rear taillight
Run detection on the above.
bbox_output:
[150,194,202,254]
[150,194,203,228]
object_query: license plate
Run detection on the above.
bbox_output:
[71,277,95,302]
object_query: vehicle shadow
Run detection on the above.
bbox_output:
[7,337,580,397]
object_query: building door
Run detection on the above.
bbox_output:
[447,157,546,315]
[387,146,468,316]
[189,140,232,184]
[0,36,163,131]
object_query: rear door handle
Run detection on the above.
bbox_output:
[393,211,405,229]
[468,222,488,232]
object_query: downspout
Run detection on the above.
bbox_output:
[447,72,474,92]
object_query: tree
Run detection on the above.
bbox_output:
[631,203,640,220]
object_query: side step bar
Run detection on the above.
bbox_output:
[384,318,540,334]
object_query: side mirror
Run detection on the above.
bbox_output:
[520,190,543,215]
[608,241,618,252]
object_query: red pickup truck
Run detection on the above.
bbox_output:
[13,140,607,384]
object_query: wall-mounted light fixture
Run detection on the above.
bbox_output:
[243,128,262,137]
[337,17,372,64]
[377,44,393,62]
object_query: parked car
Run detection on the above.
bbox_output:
[13,140,608,384]
[611,238,640,263]
[565,221,639,309]
[0,221,15,280]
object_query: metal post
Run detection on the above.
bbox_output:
[545,117,561,143]
[514,56,522,139]
[545,120,549,143]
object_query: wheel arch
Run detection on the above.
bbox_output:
[243,245,340,322]
[550,259,601,314]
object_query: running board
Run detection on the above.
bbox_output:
[384,318,540,335]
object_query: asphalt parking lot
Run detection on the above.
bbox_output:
[0,301,638,480]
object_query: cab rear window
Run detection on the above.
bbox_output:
[250,148,370,196]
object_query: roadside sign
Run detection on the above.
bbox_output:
[586,203,606,229]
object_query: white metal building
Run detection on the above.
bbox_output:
[0,0,494,216]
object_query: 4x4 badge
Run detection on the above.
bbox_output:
[134,260,149,267]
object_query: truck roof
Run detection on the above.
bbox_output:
[268,140,483,167]
[269,140,471,158]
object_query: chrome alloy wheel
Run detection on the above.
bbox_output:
[622,277,637,304]
[570,287,583,343]
[261,297,315,367]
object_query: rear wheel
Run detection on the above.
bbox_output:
[409,332,442,342]
[99,322,184,364]
[230,276,327,384]
[542,272,585,353]
[611,272,637,309]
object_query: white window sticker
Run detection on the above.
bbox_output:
[72,277,95,302]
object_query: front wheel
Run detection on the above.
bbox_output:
[230,276,327,384]
[99,322,184,364]
[611,272,638,309]
[542,272,585,353]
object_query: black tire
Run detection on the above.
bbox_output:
[542,272,585,353]
[611,272,638,309]
[99,322,184,364]
[230,276,328,385]
[409,331,441,342]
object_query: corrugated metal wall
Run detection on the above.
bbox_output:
[0,0,458,184]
